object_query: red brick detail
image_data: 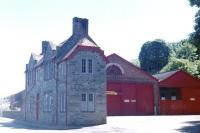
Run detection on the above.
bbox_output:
[64,45,108,63]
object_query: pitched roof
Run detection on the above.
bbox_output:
[57,35,98,61]
[153,70,180,82]
[107,53,157,81]
[61,37,98,61]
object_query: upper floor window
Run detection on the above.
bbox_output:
[44,62,55,80]
[88,59,93,73]
[81,59,93,73]
[36,68,39,82]
[58,62,65,79]
[27,69,36,86]
[82,59,86,73]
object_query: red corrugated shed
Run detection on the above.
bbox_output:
[154,70,200,115]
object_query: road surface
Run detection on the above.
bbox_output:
[0,115,200,133]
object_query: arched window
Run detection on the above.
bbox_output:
[107,65,123,75]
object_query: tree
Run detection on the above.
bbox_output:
[189,0,200,7]
[189,0,200,56]
[131,59,140,67]
[139,39,170,74]
[168,40,198,61]
[161,40,200,79]
[161,58,198,76]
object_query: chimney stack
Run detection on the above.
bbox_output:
[73,17,88,36]
[42,41,49,54]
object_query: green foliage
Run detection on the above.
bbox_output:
[161,58,198,76]
[189,0,200,56]
[168,40,198,61]
[189,0,200,7]
[189,11,200,56]
[139,39,170,74]
[196,61,200,78]
[161,40,200,79]
[131,59,140,67]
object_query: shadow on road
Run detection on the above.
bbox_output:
[0,119,84,130]
[177,121,200,133]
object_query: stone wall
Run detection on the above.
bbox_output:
[66,51,107,126]
[2,111,23,120]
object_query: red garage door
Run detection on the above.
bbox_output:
[121,84,137,115]
[107,82,154,115]
[137,84,154,115]
[107,83,122,116]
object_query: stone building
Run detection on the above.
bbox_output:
[24,17,107,126]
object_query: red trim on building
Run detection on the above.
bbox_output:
[63,45,108,63]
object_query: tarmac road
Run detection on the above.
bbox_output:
[0,115,200,133]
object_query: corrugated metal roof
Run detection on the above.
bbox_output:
[153,70,180,82]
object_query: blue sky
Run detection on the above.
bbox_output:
[0,0,197,97]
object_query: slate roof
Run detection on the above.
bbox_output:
[62,37,98,60]
[57,35,97,62]
[27,17,98,67]
[153,70,180,82]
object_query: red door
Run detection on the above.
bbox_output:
[107,83,122,115]
[137,85,154,115]
[121,84,137,115]
[36,93,40,120]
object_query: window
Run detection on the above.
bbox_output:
[30,96,34,112]
[88,59,92,73]
[81,59,93,73]
[82,59,86,73]
[160,88,181,100]
[32,70,36,84]
[107,65,122,75]
[26,72,28,86]
[88,93,93,101]
[43,93,53,112]
[60,93,66,112]
[82,94,86,101]
[44,62,54,80]
[30,71,32,85]
[36,69,39,82]
[88,93,95,111]
[81,93,95,112]
[59,62,65,79]
[39,68,43,81]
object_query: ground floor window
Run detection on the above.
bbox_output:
[60,93,66,112]
[81,93,95,112]
[160,88,181,100]
[43,93,53,112]
[29,96,34,112]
